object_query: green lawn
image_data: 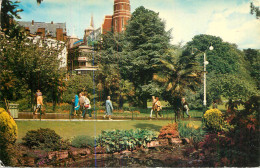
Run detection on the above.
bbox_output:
[16,120,202,142]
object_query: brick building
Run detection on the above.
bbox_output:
[18,20,67,41]
[102,0,131,34]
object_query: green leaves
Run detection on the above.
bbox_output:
[96,129,158,153]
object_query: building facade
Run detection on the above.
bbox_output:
[67,16,100,75]
[102,0,131,34]
[18,20,67,41]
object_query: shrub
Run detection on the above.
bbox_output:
[203,109,227,132]
[0,108,18,166]
[16,98,30,111]
[178,122,205,144]
[71,135,95,148]
[22,128,69,151]
[96,129,158,153]
[158,123,179,139]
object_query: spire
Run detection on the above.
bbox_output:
[90,14,94,29]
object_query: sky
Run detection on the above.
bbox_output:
[17,0,260,49]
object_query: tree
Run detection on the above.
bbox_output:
[182,34,259,102]
[1,0,25,39]
[250,1,260,19]
[0,33,66,106]
[122,6,172,108]
[153,47,201,112]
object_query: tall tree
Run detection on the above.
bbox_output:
[1,0,24,39]
[182,34,259,102]
[122,6,172,108]
[153,47,201,112]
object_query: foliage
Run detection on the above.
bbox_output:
[1,0,25,39]
[0,108,18,145]
[120,6,172,108]
[63,74,94,103]
[0,108,18,166]
[22,128,69,151]
[203,109,231,132]
[158,123,179,139]
[96,129,158,153]
[183,34,258,101]
[71,135,95,148]
[250,2,260,19]
[153,47,201,110]
[199,96,259,167]
[0,30,66,105]
[178,122,205,144]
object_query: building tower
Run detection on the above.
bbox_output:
[84,15,94,45]
[102,0,131,34]
[113,0,131,32]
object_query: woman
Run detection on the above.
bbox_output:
[155,97,162,118]
[104,96,113,120]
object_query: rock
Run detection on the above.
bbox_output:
[48,151,58,160]
[159,139,169,146]
[147,141,160,148]
[57,151,69,160]
[181,138,190,144]
[95,146,106,154]
[120,150,132,156]
[169,138,182,144]
[72,148,92,156]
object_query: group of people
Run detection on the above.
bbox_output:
[150,96,191,119]
[71,92,92,118]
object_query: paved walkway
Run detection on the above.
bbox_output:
[14,119,126,122]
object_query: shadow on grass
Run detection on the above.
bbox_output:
[134,123,163,132]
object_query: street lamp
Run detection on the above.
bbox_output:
[192,45,214,114]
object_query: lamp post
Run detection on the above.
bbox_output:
[192,45,214,114]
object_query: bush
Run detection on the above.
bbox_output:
[96,129,158,153]
[178,122,205,144]
[203,109,227,132]
[22,128,69,151]
[0,108,18,166]
[158,123,179,139]
[16,98,30,111]
[71,135,95,148]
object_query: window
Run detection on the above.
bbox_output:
[122,18,124,30]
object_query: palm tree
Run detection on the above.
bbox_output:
[153,49,202,118]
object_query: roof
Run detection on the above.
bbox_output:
[18,21,66,37]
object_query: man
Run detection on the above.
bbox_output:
[182,98,190,118]
[104,96,113,120]
[78,92,85,117]
[155,97,162,118]
[150,96,156,118]
[34,89,43,114]
[82,92,92,119]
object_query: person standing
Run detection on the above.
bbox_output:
[34,89,43,115]
[104,96,113,120]
[155,97,162,118]
[79,92,85,117]
[150,96,156,118]
[182,98,190,118]
[74,94,80,116]
[82,93,92,118]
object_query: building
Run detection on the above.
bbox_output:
[18,20,68,68]
[18,20,67,41]
[102,0,131,34]
[67,16,101,75]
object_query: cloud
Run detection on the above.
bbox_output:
[17,0,259,49]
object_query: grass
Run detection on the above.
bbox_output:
[16,120,202,142]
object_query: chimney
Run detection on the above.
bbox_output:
[32,20,34,25]
[51,21,53,24]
